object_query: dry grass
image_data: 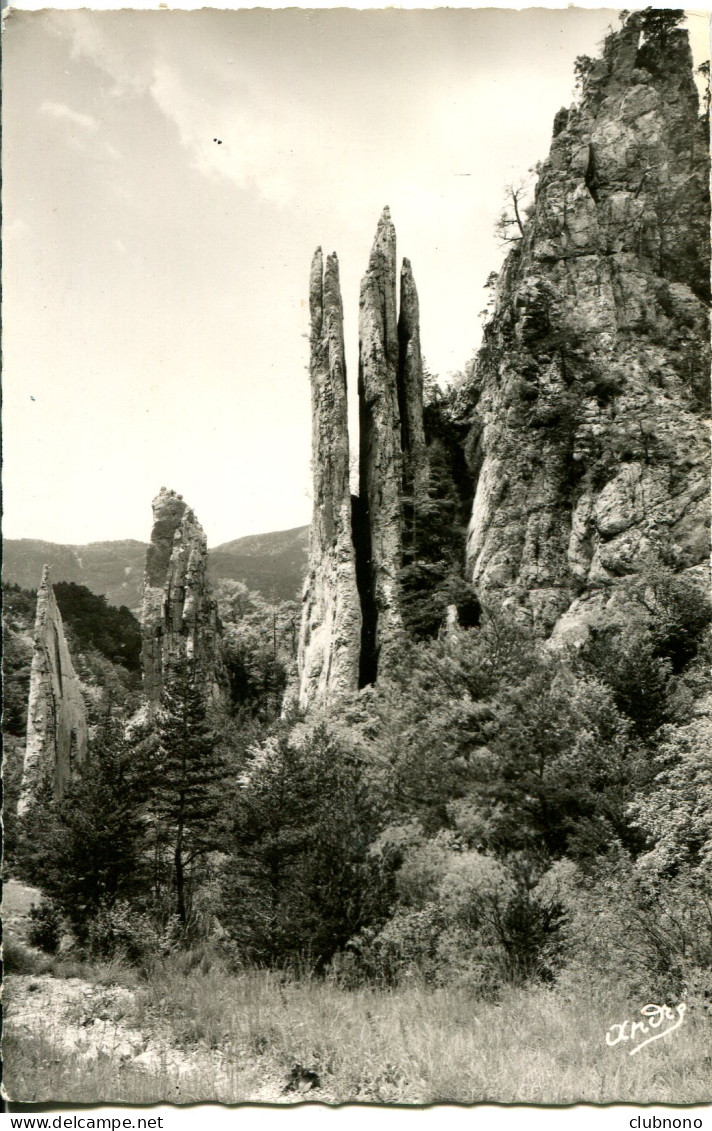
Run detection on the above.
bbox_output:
[4,954,711,1105]
[2,1027,250,1106]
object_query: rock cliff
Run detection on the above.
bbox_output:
[398,257,429,553]
[358,207,406,681]
[297,211,429,704]
[298,250,362,709]
[19,566,88,813]
[141,488,226,705]
[465,11,710,639]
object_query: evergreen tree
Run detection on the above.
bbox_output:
[222,723,391,968]
[16,709,151,944]
[152,661,230,926]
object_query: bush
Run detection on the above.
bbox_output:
[631,716,712,875]
[85,901,179,966]
[555,856,712,1002]
[578,624,673,741]
[342,836,567,992]
[646,567,712,673]
[2,937,54,976]
[27,899,62,955]
[341,905,450,987]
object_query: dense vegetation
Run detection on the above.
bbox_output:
[53,582,142,674]
[14,501,712,1010]
[399,370,481,639]
[10,415,711,1022]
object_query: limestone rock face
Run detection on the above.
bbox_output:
[358,206,405,679]
[398,258,429,550]
[298,250,362,709]
[297,211,429,703]
[465,13,710,634]
[141,488,225,705]
[19,566,88,813]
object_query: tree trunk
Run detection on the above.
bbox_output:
[174,822,186,925]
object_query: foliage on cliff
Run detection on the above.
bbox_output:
[53,582,142,674]
[458,8,709,632]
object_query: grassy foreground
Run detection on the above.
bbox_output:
[4,947,711,1105]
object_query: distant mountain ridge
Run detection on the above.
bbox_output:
[3,527,309,609]
[208,526,309,603]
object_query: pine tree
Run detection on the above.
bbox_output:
[222,724,390,967]
[152,661,229,926]
[16,708,151,944]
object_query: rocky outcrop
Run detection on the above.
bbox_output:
[297,211,429,704]
[141,488,225,705]
[397,258,429,553]
[297,251,362,709]
[357,207,406,682]
[465,12,710,635]
[19,566,88,813]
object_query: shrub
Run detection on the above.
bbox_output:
[343,905,451,987]
[85,901,180,966]
[343,838,567,992]
[2,937,53,976]
[555,855,712,1001]
[27,899,63,955]
[630,716,712,876]
[578,624,673,741]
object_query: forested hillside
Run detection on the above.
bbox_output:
[3,527,309,611]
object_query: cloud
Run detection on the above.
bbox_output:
[45,14,297,205]
[40,100,98,132]
[148,60,300,207]
[46,11,154,97]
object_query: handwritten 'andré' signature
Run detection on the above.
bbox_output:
[605,1003,687,1055]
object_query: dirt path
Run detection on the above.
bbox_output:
[2,878,42,943]
[4,972,328,1103]
[2,881,331,1103]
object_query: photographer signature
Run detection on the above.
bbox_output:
[605,1003,687,1055]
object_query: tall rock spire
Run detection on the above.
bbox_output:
[465,12,710,636]
[19,566,88,813]
[297,210,430,705]
[397,257,429,552]
[141,487,225,705]
[297,250,362,708]
[358,206,405,682]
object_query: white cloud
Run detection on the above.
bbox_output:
[148,60,302,207]
[47,11,152,97]
[40,99,98,131]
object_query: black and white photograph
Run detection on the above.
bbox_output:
[2,1,711,1110]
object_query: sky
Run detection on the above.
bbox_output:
[2,6,709,547]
